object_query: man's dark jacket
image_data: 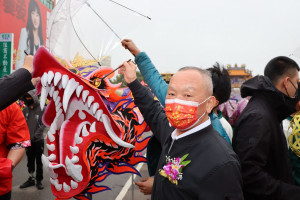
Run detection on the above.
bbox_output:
[233,75,300,200]
[22,90,44,142]
[0,68,34,111]
[129,79,243,200]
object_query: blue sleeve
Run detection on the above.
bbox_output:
[135,52,168,107]
[209,112,231,145]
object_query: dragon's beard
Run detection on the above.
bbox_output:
[39,71,132,199]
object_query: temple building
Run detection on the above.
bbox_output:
[227,64,252,88]
[161,72,174,83]
[160,64,253,88]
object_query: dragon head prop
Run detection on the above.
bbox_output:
[33,47,150,199]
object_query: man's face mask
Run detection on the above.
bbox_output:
[282,80,300,114]
[24,97,34,107]
[285,79,299,99]
[164,97,211,130]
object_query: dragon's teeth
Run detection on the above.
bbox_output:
[48,154,56,161]
[71,156,79,163]
[75,134,83,144]
[70,146,79,154]
[46,144,55,151]
[41,72,48,87]
[54,179,62,191]
[47,131,55,142]
[54,72,62,86]
[82,125,89,137]
[53,91,59,102]
[61,75,69,89]
[49,119,58,134]
[40,86,50,111]
[90,122,96,132]
[55,111,64,129]
[56,102,62,112]
[49,86,55,97]
[102,114,134,148]
[63,182,71,192]
[71,180,78,189]
[57,108,63,117]
[50,178,55,185]
[63,78,79,113]
[82,90,89,103]
[96,109,103,121]
[76,85,83,98]
[42,154,58,179]
[65,156,83,182]
[58,82,63,90]
[92,103,99,115]
[87,96,94,108]
[47,71,54,85]
[55,97,61,106]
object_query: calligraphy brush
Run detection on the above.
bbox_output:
[100,59,134,81]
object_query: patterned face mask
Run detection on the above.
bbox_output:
[164,97,211,130]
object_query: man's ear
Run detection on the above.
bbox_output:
[283,77,290,88]
[275,76,289,94]
[214,99,219,108]
[206,96,217,114]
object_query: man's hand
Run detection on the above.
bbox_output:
[22,55,34,74]
[118,61,137,84]
[7,148,25,169]
[121,39,141,57]
[21,55,40,86]
[135,177,154,195]
[31,77,40,87]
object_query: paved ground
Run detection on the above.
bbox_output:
[12,155,151,200]
[122,163,151,200]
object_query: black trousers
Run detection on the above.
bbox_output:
[0,191,11,200]
[26,140,44,181]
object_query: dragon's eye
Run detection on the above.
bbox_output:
[93,78,102,88]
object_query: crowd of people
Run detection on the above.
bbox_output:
[1,38,300,200]
[120,39,300,200]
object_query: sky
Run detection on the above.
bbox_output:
[54,0,300,76]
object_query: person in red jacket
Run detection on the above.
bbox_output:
[0,103,31,200]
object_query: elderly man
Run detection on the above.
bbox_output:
[119,61,243,199]
[233,56,300,200]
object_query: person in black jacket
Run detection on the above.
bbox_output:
[0,55,39,111]
[119,61,243,200]
[19,90,45,190]
[233,56,300,200]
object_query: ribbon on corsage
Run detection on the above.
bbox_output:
[158,154,191,185]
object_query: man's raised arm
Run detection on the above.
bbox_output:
[118,61,173,144]
[121,39,168,106]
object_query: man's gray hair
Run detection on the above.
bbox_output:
[178,66,213,96]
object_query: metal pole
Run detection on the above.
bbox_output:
[131,174,134,200]
[87,193,93,200]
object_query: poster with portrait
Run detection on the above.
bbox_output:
[0,0,53,70]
